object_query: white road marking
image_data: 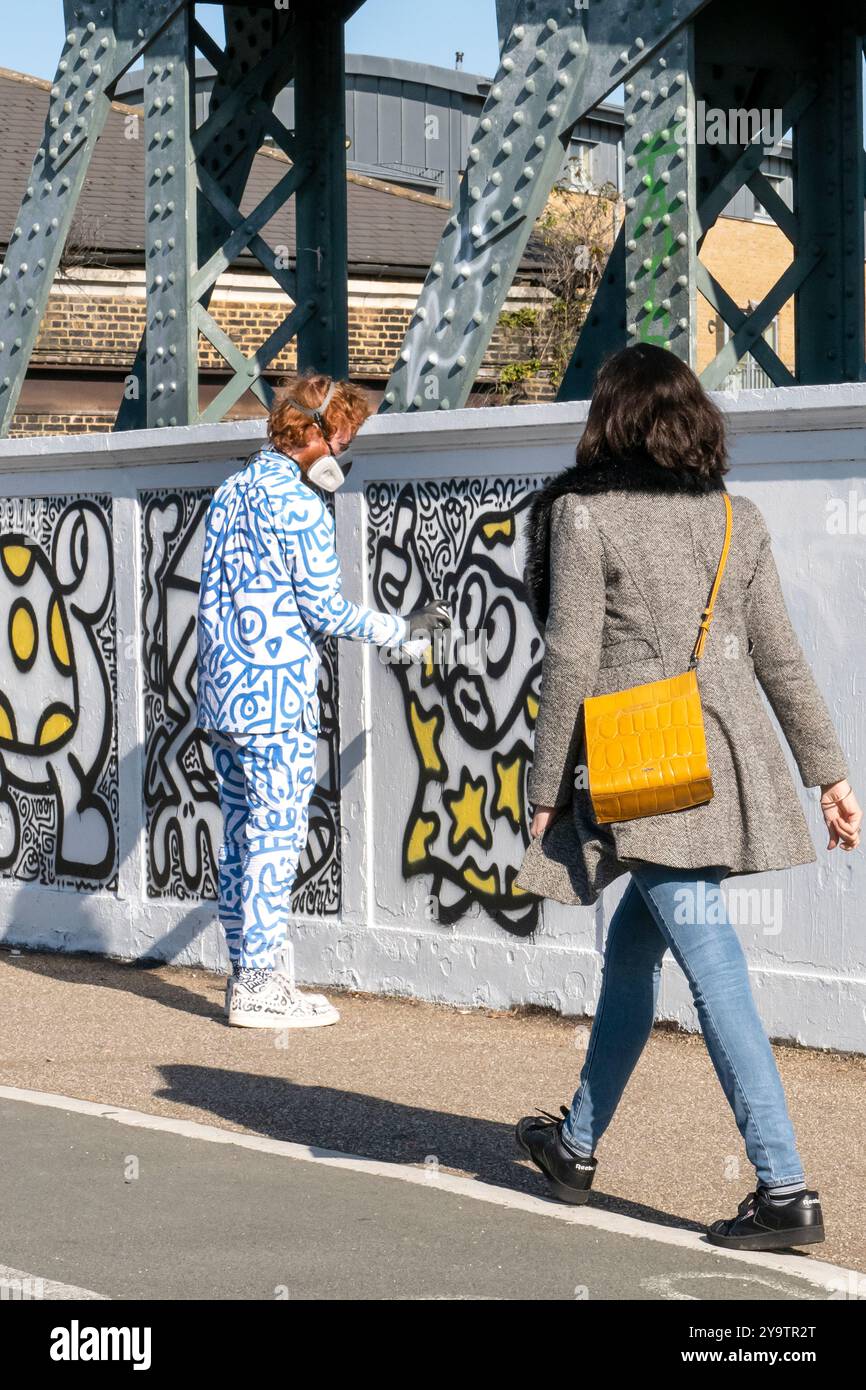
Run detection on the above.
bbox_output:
[0,1264,109,1300]
[1,1084,863,1298]
[641,1270,824,1301]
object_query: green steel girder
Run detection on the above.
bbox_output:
[566,70,822,398]
[115,3,300,428]
[380,0,710,414]
[621,30,698,364]
[562,28,699,399]
[0,0,186,434]
[383,0,708,411]
[0,2,362,435]
[4,0,866,429]
[387,0,866,408]
[144,6,198,426]
[796,10,866,383]
[565,0,866,397]
[293,5,351,382]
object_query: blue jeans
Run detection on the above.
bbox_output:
[561,864,806,1189]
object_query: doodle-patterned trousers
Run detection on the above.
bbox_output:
[210,726,318,970]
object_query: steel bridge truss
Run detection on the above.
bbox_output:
[2,0,865,433]
[382,0,866,411]
[0,0,360,434]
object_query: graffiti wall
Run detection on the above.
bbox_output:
[366,475,542,935]
[0,494,118,890]
[0,396,862,1054]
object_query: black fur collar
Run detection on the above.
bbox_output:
[524,451,727,627]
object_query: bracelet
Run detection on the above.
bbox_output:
[820,784,851,807]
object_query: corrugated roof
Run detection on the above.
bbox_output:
[0,68,545,281]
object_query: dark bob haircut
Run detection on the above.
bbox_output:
[577,343,729,484]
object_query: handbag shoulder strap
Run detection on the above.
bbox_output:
[690,491,733,666]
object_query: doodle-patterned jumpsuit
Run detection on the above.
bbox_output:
[196,445,407,970]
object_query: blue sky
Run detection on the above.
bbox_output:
[5,1,502,81]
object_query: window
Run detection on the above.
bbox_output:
[560,143,594,192]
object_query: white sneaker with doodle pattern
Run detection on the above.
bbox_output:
[227,967,339,1029]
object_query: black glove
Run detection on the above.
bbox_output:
[403,598,452,643]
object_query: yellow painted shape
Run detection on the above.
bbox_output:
[407,815,437,866]
[39,711,74,747]
[2,545,33,579]
[11,605,36,663]
[493,752,523,822]
[409,697,443,774]
[464,864,498,896]
[482,515,513,542]
[49,598,71,669]
[448,775,486,848]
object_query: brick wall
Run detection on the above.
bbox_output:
[9,285,558,436]
[697,216,795,374]
[11,206,856,437]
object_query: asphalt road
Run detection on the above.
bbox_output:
[0,1096,851,1302]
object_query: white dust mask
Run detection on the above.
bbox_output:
[305,445,353,493]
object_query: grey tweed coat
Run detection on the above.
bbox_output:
[514,452,849,907]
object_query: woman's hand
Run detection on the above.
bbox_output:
[820,781,862,851]
[530,804,559,839]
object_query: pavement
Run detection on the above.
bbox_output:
[1,945,864,1298]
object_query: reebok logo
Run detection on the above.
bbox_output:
[802,1197,819,1206]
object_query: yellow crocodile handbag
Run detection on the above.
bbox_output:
[582,492,733,825]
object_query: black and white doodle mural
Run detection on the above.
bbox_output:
[0,495,118,889]
[140,486,342,914]
[366,477,543,936]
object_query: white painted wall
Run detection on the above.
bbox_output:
[0,385,863,1051]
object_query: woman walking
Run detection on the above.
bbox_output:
[513,343,860,1251]
[196,372,450,1029]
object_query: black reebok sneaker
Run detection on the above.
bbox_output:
[706,1187,825,1251]
[515,1106,598,1205]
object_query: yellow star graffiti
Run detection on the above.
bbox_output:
[446,771,490,852]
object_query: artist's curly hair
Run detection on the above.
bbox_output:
[268,371,372,455]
